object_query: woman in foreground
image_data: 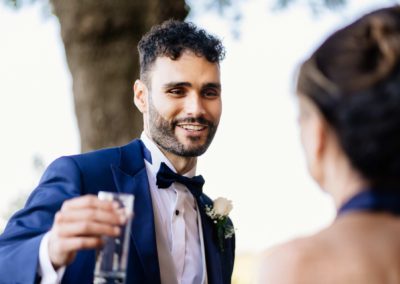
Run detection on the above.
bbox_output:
[259,6,400,284]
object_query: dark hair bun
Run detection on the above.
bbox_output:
[297,6,400,186]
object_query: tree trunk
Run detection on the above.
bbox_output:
[50,0,188,152]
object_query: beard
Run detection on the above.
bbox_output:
[148,99,218,157]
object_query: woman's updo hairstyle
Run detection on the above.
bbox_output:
[297,6,400,188]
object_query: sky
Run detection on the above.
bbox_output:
[0,0,398,254]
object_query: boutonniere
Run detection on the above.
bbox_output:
[205,197,235,252]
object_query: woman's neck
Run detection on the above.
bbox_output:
[321,154,368,210]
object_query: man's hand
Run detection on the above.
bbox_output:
[48,195,127,269]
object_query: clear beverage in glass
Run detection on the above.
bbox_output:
[94,191,134,284]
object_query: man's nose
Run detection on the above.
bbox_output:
[184,92,205,117]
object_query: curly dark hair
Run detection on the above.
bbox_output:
[137,19,225,83]
[297,5,400,188]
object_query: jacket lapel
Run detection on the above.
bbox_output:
[198,196,224,284]
[111,140,161,284]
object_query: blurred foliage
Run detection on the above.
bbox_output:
[3,0,38,9]
[187,0,244,38]
[2,0,347,37]
[3,0,52,17]
[3,0,347,12]
[187,0,346,38]
[203,0,238,14]
[196,0,346,12]
[274,0,346,13]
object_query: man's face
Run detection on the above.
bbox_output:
[140,51,222,157]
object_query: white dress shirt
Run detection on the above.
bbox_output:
[141,133,206,284]
[38,133,207,284]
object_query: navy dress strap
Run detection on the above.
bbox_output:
[338,189,400,216]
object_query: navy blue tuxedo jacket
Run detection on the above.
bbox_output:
[0,139,235,284]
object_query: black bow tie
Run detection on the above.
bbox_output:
[156,162,205,199]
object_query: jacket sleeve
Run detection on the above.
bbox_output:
[0,156,82,284]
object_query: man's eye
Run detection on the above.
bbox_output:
[203,90,219,98]
[168,88,184,95]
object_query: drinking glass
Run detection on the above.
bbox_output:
[94,191,134,284]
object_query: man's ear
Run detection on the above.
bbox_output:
[133,79,148,113]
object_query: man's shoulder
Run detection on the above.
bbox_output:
[63,139,143,167]
[44,139,144,179]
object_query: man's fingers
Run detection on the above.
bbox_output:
[48,233,105,268]
[55,221,121,238]
[61,195,119,211]
[55,208,126,225]
[55,236,105,253]
[48,194,127,268]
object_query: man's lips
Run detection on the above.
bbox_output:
[176,123,208,131]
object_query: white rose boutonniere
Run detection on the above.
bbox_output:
[205,197,235,252]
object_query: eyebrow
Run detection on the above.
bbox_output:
[162,82,192,89]
[162,82,221,90]
[202,82,221,91]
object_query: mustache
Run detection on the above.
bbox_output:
[172,117,214,127]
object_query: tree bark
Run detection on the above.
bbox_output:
[50,0,188,152]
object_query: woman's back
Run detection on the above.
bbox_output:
[261,213,400,284]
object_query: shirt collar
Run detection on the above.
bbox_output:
[140,132,196,178]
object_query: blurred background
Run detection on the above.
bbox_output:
[1,0,399,282]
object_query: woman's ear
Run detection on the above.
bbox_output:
[133,80,148,113]
[298,95,327,184]
[310,110,326,181]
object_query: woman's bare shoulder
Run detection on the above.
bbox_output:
[256,216,400,284]
[257,236,325,284]
[256,221,358,284]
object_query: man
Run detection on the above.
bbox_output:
[0,20,235,284]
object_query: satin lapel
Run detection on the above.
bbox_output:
[110,140,161,284]
[198,196,224,284]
